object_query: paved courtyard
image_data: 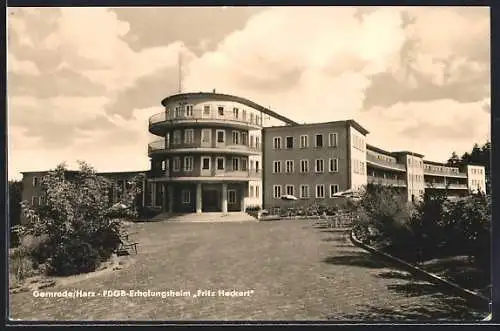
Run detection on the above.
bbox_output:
[9,219,487,321]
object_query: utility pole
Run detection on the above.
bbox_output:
[178,50,183,94]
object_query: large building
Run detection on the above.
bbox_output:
[17,92,487,219]
[262,120,487,210]
[143,92,299,214]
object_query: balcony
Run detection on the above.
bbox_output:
[425,182,468,190]
[423,167,467,178]
[368,175,407,187]
[149,109,262,135]
[148,140,261,156]
[148,168,261,182]
[366,154,406,172]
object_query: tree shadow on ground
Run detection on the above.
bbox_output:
[322,252,387,269]
[319,229,350,234]
[329,281,486,321]
[375,270,416,281]
[327,270,489,321]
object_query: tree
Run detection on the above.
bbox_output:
[18,161,143,276]
[447,152,461,167]
[9,180,23,247]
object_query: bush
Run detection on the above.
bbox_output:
[18,161,144,276]
[245,206,261,212]
[356,184,415,251]
[10,247,37,281]
[353,184,491,267]
[46,238,101,276]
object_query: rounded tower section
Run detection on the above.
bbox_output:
[146,92,263,214]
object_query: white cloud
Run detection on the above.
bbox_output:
[8,53,40,75]
[7,6,491,179]
[8,96,109,126]
[357,98,490,162]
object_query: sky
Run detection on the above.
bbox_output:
[7,6,491,180]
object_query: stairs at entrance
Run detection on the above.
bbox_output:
[149,212,258,223]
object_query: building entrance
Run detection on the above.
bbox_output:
[202,189,221,212]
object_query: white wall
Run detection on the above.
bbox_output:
[404,154,425,202]
[467,165,487,193]
[348,126,367,192]
[164,98,263,125]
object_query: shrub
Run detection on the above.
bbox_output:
[10,247,36,281]
[19,161,144,276]
[245,206,261,213]
[46,238,101,276]
[357,184,414,250]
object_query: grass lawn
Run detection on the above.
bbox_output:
[9,219,488,321]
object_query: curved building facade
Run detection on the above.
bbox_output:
[146,92,269,213]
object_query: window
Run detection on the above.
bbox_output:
[201,129,211,144]
[273,137,282,149]
[233,107,239,118]
[300,135,309,148]
[315,134,323,147]
[216,130,225,143]
[232,131,240,145]
[300,159,309,173]
[218,106,224,116]
[249,185,254,197]
[250,113,254,123]
[201,157,211,170]
[173,157,181,172]
[31,196,38,206]
[328,133,338,147]
[315,159,324,173]
[228,190,237,204]
[242,110,247,120]
[173,130,181,144]
[184,129,194,144]
[185,105,193,116]
[273,161,282,173]
[250,160,255,170]
[300,185,309,199]
[285,185,295,196]
[256,137,261,149]
[329,184,339,197]
[181,190,191,204]
[241,158,248,171]
[255,161,260,172]
[216,157,225,170]
[32,176,39,187]
[161,160,166,171]
[255,186,260,198]
[203,105,211,116]
[316,184,325,198]
[286,136,294,149]
[184,156,194,171]
[250,136,255,148]
[241,132,248,146]
[273,185,282,199]
[329,158,339,172]
[232,157,240,171]
[285,160,294,173]
[174,106,180,117]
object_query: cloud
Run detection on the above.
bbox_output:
[7,6,491,180]
[356,98,490,162]
[8,53,40,75]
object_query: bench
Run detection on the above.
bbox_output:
[116,233,139,256]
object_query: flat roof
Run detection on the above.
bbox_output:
[366,144,396,158]
[263,119,370,135]
[161,92,299,125]
[392,150,425,158]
